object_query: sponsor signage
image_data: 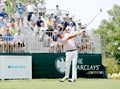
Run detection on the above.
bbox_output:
[0,56,32,80]
[55,57,101,74]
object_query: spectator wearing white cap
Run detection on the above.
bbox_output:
[12,29,24,52]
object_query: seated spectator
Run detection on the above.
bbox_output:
[12,29,24,52]
[33,16,44,36]
[0,16,5,29]
[69,17,76,27]
[6,17,16,28]
[67,22,75,33]
[31,11,39,27]
[50,13,55,21]
[3,27,13,53]
[36,16,44,28]
[3,15,9,25]
[65,13,70,22]
[41,12,47,22]
[51,30,63,53]
[77,23,82,31]
[56,24,62,32]
[61,17,69,31]
[9,23,17,35]
[39,22,47,41]
[80,29,91,53]
[0,34,3,52]
[0,34,2,41]
[46,25,53,37]
[45,25,53,47]
[45,16,54,27]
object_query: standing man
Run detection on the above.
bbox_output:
[57,31,81,82]
[37,0,46,16]
[26,0,36,21]
[16,2,25,27]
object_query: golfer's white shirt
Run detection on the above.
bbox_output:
[59,33,77,51]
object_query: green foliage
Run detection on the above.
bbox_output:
[103,57,120,74]
[93,4,120,60]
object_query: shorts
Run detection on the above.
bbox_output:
[17,14,24,19]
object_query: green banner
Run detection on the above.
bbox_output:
[32,53,105,78]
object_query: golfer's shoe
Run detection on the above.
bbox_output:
[68,79,76,82]
[60,77,69,82]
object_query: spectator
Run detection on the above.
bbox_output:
[65,13,70,22]
[46,25,53,37]
[69,17,76,27]
[54,5,61,20]
[37,0,46,16]
[3,15,9,25]
[16,2,25,27]
[41,12,47,22]
[0,16,5,29]
[61,17,69,31]
[67,22,75,33]
[31,11,39,27]
[45,16,54,27]
[39,22,47,41]
[56,24,62,32]
[45,25,53,47]
[0,0,5,11]
[26,0,36,21]
[9,23,17,35]
[4,1,11,14]
[36,16,44,28]
[3,27,13,53]
[80,29,91,53]
[0,8,8,19]
[12,29,24,52]
[77,23,82,31]
[50,13,55,21]
[51,30,63,53]
[33,17,43,36]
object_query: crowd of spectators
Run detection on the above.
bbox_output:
[0,0,92,53]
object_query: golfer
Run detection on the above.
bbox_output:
[57,31,81,82]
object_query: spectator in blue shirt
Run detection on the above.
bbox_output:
[16,2,25,27]
[3,27,13,53]
[69,17,76,27]
[0,8,8,19]
[61,17,69,31]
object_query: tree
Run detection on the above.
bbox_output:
[94,4,120,61]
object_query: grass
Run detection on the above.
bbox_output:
[0,78,119,89]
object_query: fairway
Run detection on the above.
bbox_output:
[0,78,119,89]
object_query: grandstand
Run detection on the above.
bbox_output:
[0,10,101,54]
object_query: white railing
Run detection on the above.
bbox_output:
[0,33,101,54]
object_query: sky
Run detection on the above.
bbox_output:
[45,0,120,30]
